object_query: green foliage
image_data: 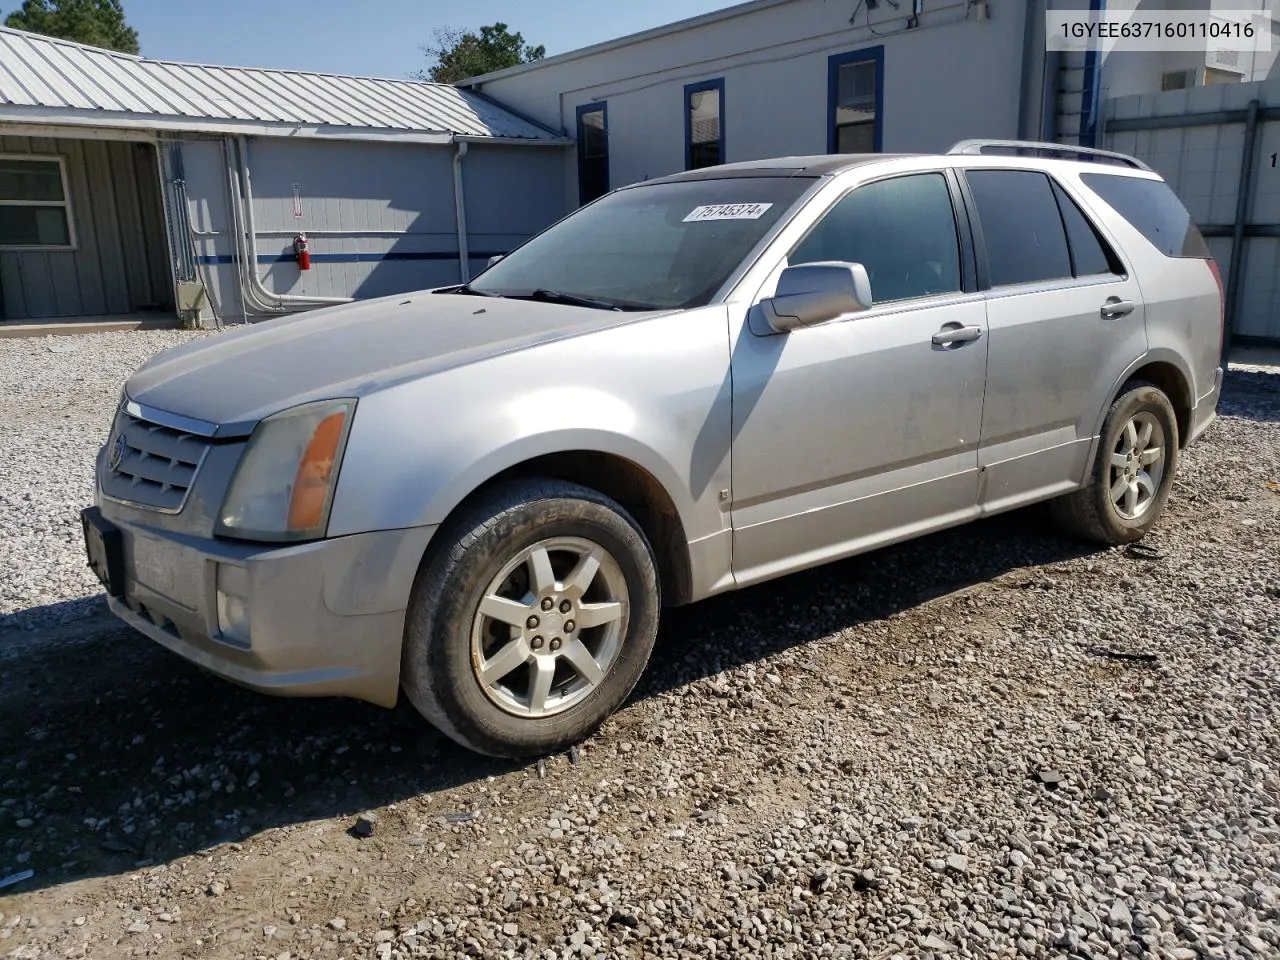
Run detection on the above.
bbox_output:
[4,0,140,54]
[417,22,545,84]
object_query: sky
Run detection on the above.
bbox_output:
[45,0,739,78]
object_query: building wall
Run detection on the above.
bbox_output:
[1104,77,1280,342]
[470,0,1035,206]
[180,136,568,322]
[1094,0,1280,102]
[0,134,172,320]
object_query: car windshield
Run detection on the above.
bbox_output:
[464,177,815,310]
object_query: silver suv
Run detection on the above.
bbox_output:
[83,141,1224,758]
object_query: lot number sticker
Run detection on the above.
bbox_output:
[683,203,773,222]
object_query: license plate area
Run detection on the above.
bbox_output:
[81,507,125,598]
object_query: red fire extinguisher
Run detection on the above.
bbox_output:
[292,233,311,271]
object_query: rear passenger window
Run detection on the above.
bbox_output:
[1050,180,1122,277]
[1080,172,1211,259]
[966,170,1072,287]
[789,173,961,304]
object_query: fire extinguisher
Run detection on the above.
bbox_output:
[292,233,311,271]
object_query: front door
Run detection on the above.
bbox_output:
[729,171,988,586]
[962,168,1149,513]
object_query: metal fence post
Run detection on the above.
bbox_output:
[1225,98,1261,361]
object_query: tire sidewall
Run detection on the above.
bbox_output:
[1092,384,1180,541]
[405,484,660,758]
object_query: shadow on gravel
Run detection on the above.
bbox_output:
[1220,368,1280,422]
[0,503,1097,895]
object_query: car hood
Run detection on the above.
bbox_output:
[126,292,665,431]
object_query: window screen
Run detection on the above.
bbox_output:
[1080,173,1210,259]
[577,106,609,205]
[830,52,879,154]
[1050,180,1121,278]
[686,81,724,170]
[967,170,1072,287]
[790,173,961,304]
[0,156,73,248]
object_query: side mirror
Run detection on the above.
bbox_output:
[485,254,505,269]
[761,262,873,333]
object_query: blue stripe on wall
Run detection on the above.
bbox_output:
[196,251,508,266]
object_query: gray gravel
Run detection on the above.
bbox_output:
[0,330,207,627]
[0,331,1277,960]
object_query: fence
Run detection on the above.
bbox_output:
[1102,77,1280,349]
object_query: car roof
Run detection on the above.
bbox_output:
[646,155,918,183]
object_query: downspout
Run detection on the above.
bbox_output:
[1079,0,1106,147]
[1042,48,1060,142]
[452,139,470,284]
[1017,0,1039,140]
[237,137,351,308]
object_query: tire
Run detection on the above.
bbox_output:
[1051,381,1180,545]
[401,478,661,758]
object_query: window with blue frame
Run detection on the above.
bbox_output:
[576,102,609,205]
[828,47,883,154]
[685,78,725,170]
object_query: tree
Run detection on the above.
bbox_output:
[417,22,544,85]
[4,0,140,54]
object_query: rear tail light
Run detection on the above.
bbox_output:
[1207,257,1225,352]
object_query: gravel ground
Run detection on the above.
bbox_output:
[1,330,1277,960]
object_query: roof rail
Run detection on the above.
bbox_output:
[947,139,1152,172]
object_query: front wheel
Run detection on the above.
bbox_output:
[401,478,660,758]
[1051,381,1180,545]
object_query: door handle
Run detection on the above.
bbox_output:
[931,324,984,346]
[1101,298,1136,319]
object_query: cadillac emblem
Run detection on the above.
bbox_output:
[108,434,126,472]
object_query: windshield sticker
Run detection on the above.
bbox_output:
[683,203,774,222]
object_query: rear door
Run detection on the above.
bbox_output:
[963,166,1148,514]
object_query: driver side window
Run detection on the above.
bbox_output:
[790,173,961,305]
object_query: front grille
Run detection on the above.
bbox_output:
[100,408,212,512]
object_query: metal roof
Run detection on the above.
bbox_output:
[0,27,567,145]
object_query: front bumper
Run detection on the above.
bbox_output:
[90,507,436,707]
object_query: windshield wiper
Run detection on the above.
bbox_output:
[527,289,625,311]
[435,283,499,297]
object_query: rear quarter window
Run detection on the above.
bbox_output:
[1080,173,1210,259]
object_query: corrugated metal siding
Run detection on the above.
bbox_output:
[1104,80,1280,343]
[178,137,568,320]
[0,27,560,142]
[0,136,172,319]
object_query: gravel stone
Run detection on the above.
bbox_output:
[1,335,1278,960]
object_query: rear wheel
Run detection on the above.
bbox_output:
[1051,381,1180,545]
[402,478,660,758]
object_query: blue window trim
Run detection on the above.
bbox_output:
[827,46,884,154]
[575,101,609,205]
[684,77,725,170]
[1079,0,1106,147]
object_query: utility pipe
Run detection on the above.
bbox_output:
[453,139,471,284]
[224,139,274,316]
[236,136,351,308]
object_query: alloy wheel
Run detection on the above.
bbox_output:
[469,536,629,718]
[1109,411,1166,521]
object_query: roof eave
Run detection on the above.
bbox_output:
[0,106,572,146]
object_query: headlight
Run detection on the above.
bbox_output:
[215,399,355,542]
